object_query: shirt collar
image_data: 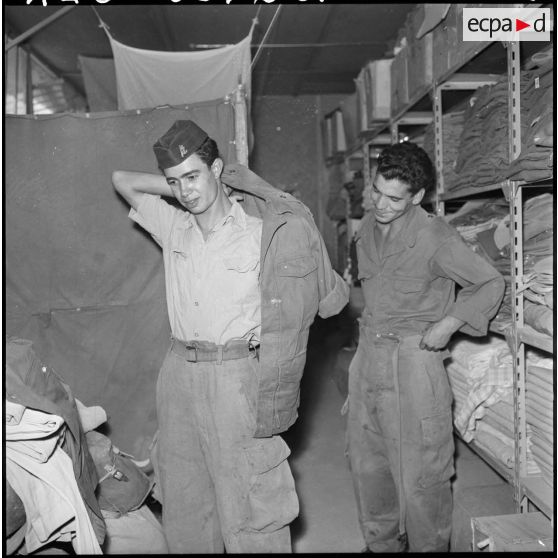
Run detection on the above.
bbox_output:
[183,198,247,232]
[363,204,432,248]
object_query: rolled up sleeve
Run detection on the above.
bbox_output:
[129,193,178,247]
[432,237,506,336]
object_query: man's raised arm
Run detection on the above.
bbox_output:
[112,170,173,210]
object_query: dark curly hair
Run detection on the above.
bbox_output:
[195,137,221,168]
[376,142,435,195]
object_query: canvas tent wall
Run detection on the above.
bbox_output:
[5,97,246,456]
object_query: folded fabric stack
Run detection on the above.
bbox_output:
[499,193,554,336]
[448,335,514,443]
[446,193,554,337]
[525,356,554,487]
[445,199,512,333]
[422,109,465,191]
[447,336,541,474]
[450,70,531,192]
[506,52,554,183]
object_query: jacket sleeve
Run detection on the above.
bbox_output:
[431,235,506,336]
[311,223,349,319]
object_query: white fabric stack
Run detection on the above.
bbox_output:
[446,336,540,475]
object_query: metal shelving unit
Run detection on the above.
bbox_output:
[434,39,554,522]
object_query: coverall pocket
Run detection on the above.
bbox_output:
[418,410,455,489]
[392,276,425,293]
[243,437,299,533]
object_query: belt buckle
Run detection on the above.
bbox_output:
[184,344,198,362]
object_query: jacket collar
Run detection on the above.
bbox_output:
[221,163,295,216]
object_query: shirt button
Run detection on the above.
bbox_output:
[194,333,199,337]
[194,302,199,306]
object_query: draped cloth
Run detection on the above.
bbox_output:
[105,25,253,111]
[78,55,118,113]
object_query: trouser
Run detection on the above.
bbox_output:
[347,325,455,553]
[155,343,299,553]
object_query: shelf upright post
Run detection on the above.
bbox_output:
[363,141,371,193]
[506,40,526,513]
[433,85,445,216]
[233,84,249,166]
[390,121,399,145]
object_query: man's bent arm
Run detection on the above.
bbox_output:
[112,170,173,210]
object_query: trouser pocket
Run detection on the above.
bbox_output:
[418,410,455,489]
[242,436,299,533]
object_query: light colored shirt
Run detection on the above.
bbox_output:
[129,194,262,345]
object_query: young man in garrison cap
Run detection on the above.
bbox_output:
[112,120,349,553]
[347,142,505,553]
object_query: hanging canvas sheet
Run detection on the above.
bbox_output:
[106,26,253,111]
[78,55,118,113]
[5,100,236,456]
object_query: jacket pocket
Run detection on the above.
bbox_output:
[276,254,317,277]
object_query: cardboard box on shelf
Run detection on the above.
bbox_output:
[407,31,434,99]
[339,92,359,150]
[391,47,409,116]
[363,59,393,123]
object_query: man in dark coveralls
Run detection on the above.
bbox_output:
[347,142,505,552]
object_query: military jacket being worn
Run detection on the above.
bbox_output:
[221,164,349,437]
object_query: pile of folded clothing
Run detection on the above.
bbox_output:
[447,335,541,475]
[422,109,465,191]
[525,356,554,487]
[506,50,553,183]
[450,70,532,192]
[446,193,553,336]
[498,193,554,336]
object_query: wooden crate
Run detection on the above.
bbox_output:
[472,513,553,552]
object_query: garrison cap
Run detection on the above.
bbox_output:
[153,120,209,170]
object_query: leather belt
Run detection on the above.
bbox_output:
[170,337,258,364]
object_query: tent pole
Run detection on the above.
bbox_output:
[234,84,249,167]
[5,6,76,52]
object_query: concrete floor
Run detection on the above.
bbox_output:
[283,315,516,553]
